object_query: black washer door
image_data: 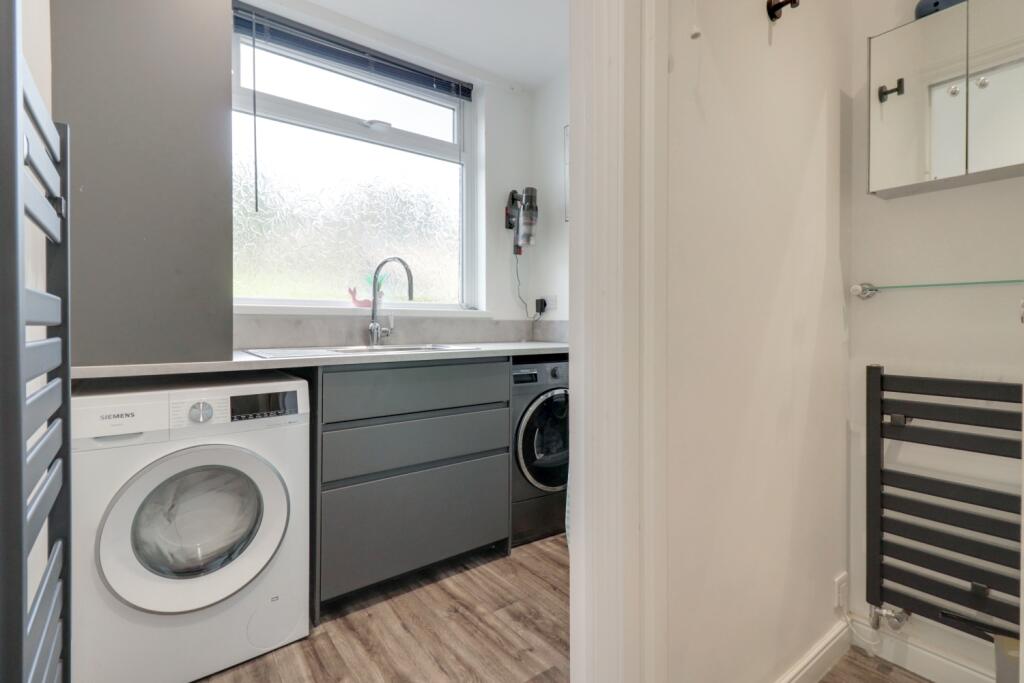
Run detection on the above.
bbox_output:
[517,389,569,492]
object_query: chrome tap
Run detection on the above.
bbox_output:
[368,257,414,346]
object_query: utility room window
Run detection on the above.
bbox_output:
[231,8,476,311]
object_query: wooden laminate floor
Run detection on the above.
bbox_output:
[204,535,569,683]
[202,539,932,683]
[822,648,931,683]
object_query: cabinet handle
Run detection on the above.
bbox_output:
[878,78,905,103]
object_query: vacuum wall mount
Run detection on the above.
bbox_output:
[767,0,800,22]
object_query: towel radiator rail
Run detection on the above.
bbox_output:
[1,1,72,680]
[866,365,1022,642]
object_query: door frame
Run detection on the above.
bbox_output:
[568,0,670,679]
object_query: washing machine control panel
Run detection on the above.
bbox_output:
[229,390,300,422]
[513,370,539,384]
[512,362,568,388]
[168,389,302,428]
[188,401,214,423]
[170,397,230,429]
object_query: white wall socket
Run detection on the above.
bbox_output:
[541,295,558,312]
[834,572,850,610]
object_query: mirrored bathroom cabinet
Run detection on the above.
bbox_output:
[870,0,1024,197]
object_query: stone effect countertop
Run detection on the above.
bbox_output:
[70,342,570,380]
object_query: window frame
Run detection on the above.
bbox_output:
[229,31,481,314]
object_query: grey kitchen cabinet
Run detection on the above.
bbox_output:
[315,358,512,610]
[321,359,509,422]
[322,407,509,483]
[51,0,233,365]
[321,453,509,600]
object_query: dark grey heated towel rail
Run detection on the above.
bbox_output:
[1,1,72,680]
[866,365,1022,641]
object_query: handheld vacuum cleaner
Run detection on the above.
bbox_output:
[505,187,538,255]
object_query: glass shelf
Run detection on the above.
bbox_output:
[851,279,1024,299]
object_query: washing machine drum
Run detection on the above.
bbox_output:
[517,388,569,492]
[98,444,289,614]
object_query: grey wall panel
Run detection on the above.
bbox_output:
[51,0,233,365]
[320,453,509,600]
[322,407,509,483]
[322,360,510,423]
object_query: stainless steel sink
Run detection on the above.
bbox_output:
[246,344,479,359]
[329,344,479,354]
[245,348,338,359]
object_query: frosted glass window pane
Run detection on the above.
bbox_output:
[233,113,461,304]
[240,43,455,143]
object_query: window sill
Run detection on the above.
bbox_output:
[233,302,493,319]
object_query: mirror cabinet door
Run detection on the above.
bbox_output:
[870,4,968,193]
[968,0,1024,175]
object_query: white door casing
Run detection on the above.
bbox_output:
[569,0,670,680]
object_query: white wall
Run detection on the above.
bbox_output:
[664,0,852,680]
[23,0,49,294]
[481,81,539,320]
[22,0,50,98]
[846,1,1024,678]
[521,68,570,321]
[22,0,52,615]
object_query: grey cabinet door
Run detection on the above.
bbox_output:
[322,361,509,423]
[322,408,509,484]
[320,453,509,600]
[52,0,233,365]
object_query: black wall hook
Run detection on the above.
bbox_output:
[878,78,906,103]
[767,0,800,21]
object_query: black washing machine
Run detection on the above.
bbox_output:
[510,355,569,546]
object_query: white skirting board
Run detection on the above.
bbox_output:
[848,616,996,683]
[775,621,851,683]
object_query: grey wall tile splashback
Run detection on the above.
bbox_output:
[235,315,535,350]
[532,320,569,343]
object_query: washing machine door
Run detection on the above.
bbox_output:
[97,444,289,614]
[516,388,569,492]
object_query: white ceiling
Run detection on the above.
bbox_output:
[307,0,569,88]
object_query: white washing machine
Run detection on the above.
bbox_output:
[70,373,310,683]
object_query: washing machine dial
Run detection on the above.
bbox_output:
[188,401,214,423]
[550,366,562,381]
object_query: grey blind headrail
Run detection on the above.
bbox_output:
[233,2,474,101]
[1,1,73,681]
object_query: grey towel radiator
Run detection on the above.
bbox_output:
[866,365,1022,641]
[1,1,72,681]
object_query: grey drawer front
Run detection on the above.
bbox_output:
[322,408,510,483]
[322,360,509,423]
[320,453,509,600]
